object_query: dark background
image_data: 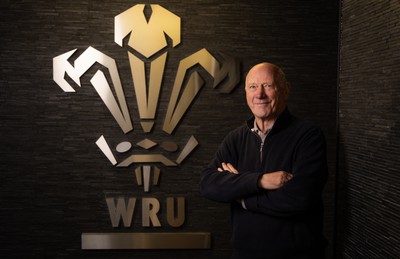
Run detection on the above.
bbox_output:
[1,0,398,258]
[337,0,400,258]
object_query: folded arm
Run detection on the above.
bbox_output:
[200,127,328,218]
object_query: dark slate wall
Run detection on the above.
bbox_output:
[0,0,338,258]
[337,0,400,258]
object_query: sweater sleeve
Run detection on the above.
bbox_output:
[200,131,261,203]
[244,127,328,217]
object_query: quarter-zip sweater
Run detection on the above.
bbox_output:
[201,108,328,259]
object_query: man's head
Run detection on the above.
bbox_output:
[245,62,290,124]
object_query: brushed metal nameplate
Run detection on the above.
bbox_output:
[81,232,211,249]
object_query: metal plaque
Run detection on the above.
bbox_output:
[82,232,211,249]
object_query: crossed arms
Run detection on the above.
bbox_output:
[200,128,328,217]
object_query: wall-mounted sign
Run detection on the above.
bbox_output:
[53,4,240,250]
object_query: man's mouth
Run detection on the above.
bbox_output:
[254,101,271,105]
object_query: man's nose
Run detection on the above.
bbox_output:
[255,85,266,98]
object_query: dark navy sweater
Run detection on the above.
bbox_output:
[201,109,328,259]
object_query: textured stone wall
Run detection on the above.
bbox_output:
[337,0,400,258]
[0,0,338,258]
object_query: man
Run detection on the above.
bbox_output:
[200,62,328,259]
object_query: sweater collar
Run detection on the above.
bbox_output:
[246,107,292,134]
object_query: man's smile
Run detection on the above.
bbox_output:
[253,100,271,105]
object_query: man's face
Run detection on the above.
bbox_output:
[245,64,288,122]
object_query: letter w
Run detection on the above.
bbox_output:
[106,197,136,227]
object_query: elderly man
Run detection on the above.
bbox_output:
[201,62,328,259]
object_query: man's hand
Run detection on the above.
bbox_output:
[217,162,238,174]
[258,171,293,190]
[216,164,292,190]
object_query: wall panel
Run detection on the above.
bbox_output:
[337,0,400,258]
[0,0,338,258]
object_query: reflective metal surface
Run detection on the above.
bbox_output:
[142,165,151,193]
[160,141,178,152]
[136,138,158,150]
[117,154,177,167]
[106,197,136,227]
[53,47,133,133]
[53,4,240,251]
[134,166,161,192]
[153,166,160,185]
[166,197,185,227]
[140,121,155,133]
[128,53,166,132]
[162,48,240,134]
[95,135,117,165]
[128,52,166,118]
[176,136,198,164]
[142,197,161,227]
[114,4,181,58]
[116,5,180,132]
[116,141,132,153]
[82,232,211,249]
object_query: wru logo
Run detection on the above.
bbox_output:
[53,4,239,233]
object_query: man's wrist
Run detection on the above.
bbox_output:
[257,173,265,189]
